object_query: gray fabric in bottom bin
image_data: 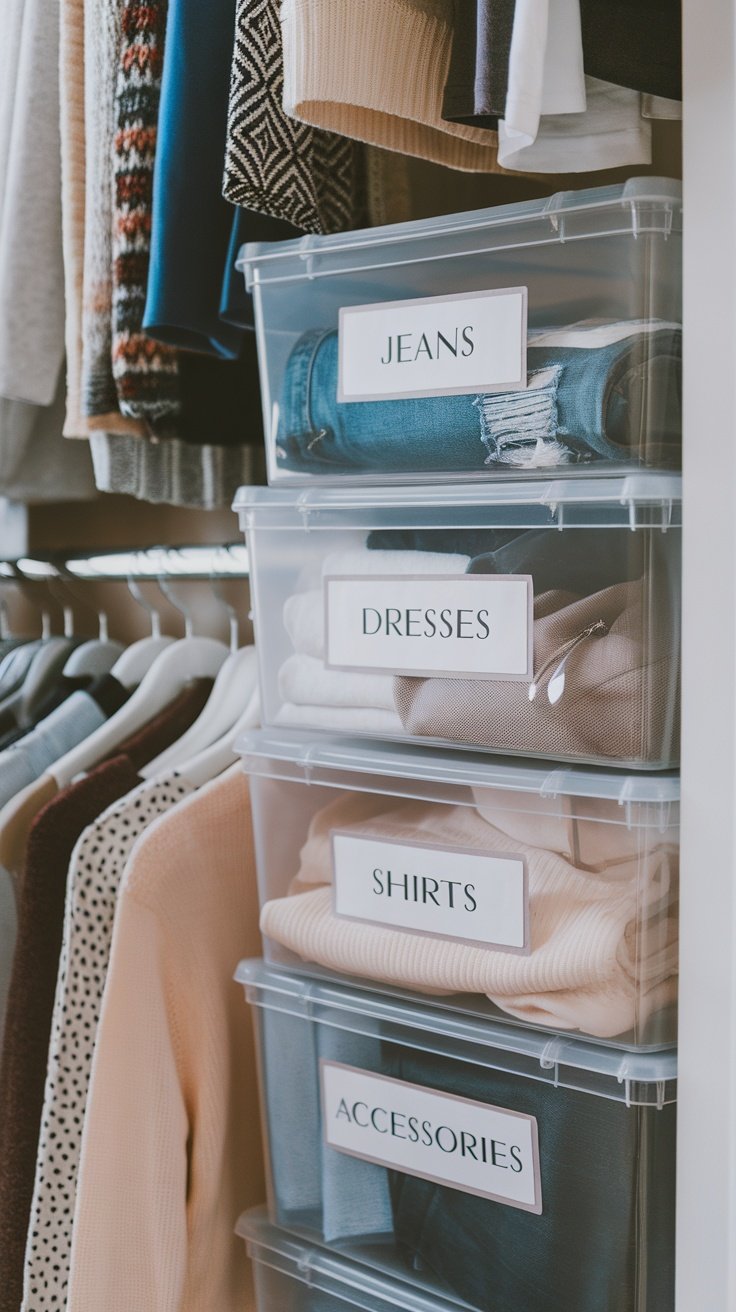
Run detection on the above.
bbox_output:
[318,1025,393,1243]
[262,1007,393,1242]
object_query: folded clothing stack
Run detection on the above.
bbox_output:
[274,528,679,766]
[260,790,678,1039]
[274,320,682,476]
[277,547,470,735]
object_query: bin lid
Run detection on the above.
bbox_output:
[237,728,679,811]
[237,1207,478,1311]
[236,960,677,1106]
[236,177,683,287]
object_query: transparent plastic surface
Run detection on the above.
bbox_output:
[234,478,681,769]
[236,181,682,486]
[237,962,676,1312]
[240,730,679,1049]
[240,1209,478,1311]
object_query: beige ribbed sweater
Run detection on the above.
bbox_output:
[281,0,505,171]
[261,793,679,1038]
[67,767,263,1311]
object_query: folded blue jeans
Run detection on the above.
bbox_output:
[274,324,682,475]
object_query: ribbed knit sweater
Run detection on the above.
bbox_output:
[67,767,263,1310]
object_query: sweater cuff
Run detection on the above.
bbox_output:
[281,0,503,173]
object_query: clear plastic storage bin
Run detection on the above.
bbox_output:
[237,180,682,486]
[239,730,679,1049]
[234,476,681,769]
[239,1208,480,1312]
[236,960,677,1312]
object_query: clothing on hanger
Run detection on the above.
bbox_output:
[222,0,365,232]
[0,679,214,1312]
[22,771,195,1312]
[67,767,264,1312]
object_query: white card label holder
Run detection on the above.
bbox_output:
[331,830,530,953]
[320,1061,543,1214]
[338,287,528,402]
[324,573,534,680]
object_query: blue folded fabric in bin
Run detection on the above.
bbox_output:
[274,320,681,474]
[387,1047,676,1312]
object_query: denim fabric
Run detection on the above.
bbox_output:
[387,1047,676,1312]
[367,527,644,596]
[274,325,682,474]
[262,1009,394,1242]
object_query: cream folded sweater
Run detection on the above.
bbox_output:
[261,793,678,1038]
[281,0,504,171]
[68,767,263,1311]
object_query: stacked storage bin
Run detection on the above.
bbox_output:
[233,178,682,1312]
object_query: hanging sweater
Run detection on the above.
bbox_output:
[111,0,180,421]
[67,767,264,1311]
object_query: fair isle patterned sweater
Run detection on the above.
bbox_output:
[112,0,180,421]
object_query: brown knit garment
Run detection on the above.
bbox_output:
[0,679,213,1311]
[393,578,680,768]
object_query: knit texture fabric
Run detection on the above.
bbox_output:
[81,0,145,431]
[22,773,194,1312]
[112,0,180,421]
[223,0,365,232]
[59,0,87,436]
[0,0,65,408]
[261,793,679,1038]
[280,0,505,172]
[67,768,264,1311]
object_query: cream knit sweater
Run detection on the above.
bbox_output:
[67,766,263,1311]
[281,0,505,171]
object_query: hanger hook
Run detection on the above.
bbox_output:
[154,550,194,639]
[126,568,163,640]
[57,567,110,642]
[9,565,54,640]
[210,549,239,653]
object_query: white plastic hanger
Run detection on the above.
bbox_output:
[140,644,257,778]
[49,576,229,788]
[108,576,176,686]
[53,576,124,678]
[179,685,260,789]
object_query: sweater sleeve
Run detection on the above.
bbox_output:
[67,892,189,1311]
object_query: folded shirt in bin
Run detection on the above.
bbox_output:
[275,320,682,476]
[260,789,678,1040]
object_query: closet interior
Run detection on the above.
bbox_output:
[2,1,723,1310]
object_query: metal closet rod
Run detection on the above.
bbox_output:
[0,542,250,581]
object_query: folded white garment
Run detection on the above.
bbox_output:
[279,653,397,712]
[283,548,471,661]
[503,0,587,152]
[283,589,324,659]
[276,702,404,735]
[499,77,652,173]
[262,793,678,1039]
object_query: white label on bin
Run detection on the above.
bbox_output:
[331,831,529,952]
[324,574,533,680]
[337,288,528,402]
[320,1061,542,1214]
